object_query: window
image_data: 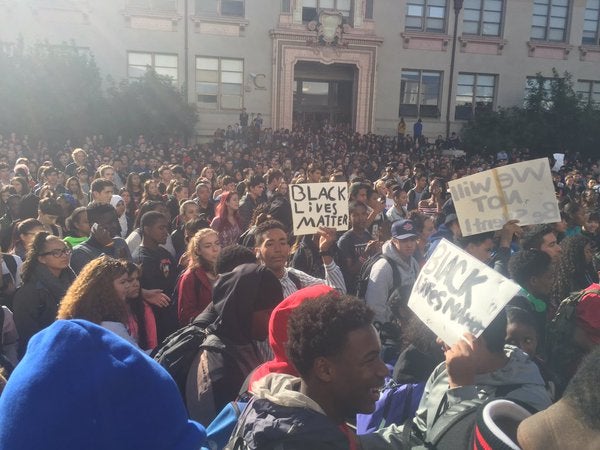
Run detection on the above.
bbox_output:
[126,0,177,11]
[530,0,570,42]
[399,70,442,118]
[365,0,374,19]
[128,52,178,84]
[282,0,291,13]
[196,57,243,110]
[455,73,496,120]
[583,0,600,45]
[302,0,352,23]
[577,80,600,105]
[195,0,245,17]
[462,0,503,36]
[405,0,447,33]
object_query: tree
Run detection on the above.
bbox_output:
[0,41,196,148]
[0,40,108,145]
[106,70,197,143]
[461,70,600,159]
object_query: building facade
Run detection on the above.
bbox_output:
[1,0,599,138]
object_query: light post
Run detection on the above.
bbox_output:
[445,0,463,139]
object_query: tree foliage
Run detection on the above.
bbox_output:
[461,70,600,158]
[0,41,197,147]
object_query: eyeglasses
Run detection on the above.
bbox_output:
[40,248,72,258]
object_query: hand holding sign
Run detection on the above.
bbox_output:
[408,239,520,346]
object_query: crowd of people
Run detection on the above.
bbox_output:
[0,124,599,448]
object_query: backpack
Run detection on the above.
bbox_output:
[0,253,18,309]
[546,285,600,393]
[287,271,303,291]
[202,398,250,450]
[354,254,401,300]
[356,379,425,435]
[152,321,209,398]
[405,384,526,449]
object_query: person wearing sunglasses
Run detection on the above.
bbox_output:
[13,231,76,357]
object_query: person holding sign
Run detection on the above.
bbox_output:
[359,316,552,450]
[253,220,346,298]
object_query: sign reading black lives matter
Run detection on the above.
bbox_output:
[289,182,349,236]
[448,158,560,237]
[408,239,520,346]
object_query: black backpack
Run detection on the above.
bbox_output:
[546,286,600,394]
[405,385,526,449]
[151,321,209,398]
[355,253,402,300]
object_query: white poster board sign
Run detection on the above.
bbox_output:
[448,158,560,236]
[289,182,349,236]
[552,153,565,171]
[408,239,520,346]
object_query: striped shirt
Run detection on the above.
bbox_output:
[279,261,347,299]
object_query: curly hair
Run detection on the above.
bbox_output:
[21,232,60,283]
[286,293,374,377]
[551,235,594,306]
[57,256,128,325]
[187,228,219,273]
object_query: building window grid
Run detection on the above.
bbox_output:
[462,0,503,37]
[455,73,497,120]
[577,80,600,105]
[399,69,443,118]
[405,0,447,33]
[583,0,600,45]
[195,0,245,17]
[302,0,352,22]
[196,56,244,110]
[530,0,570,42]
[125,0,177,12]
[128,52,178,85]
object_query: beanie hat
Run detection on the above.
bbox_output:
[0,320,207,450]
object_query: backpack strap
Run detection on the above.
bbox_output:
[382,255,402,301]
[287,270,303,291]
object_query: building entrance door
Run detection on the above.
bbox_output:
[292,61,356,130]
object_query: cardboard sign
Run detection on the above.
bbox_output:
[289,182,349,235]
[408,239,520,346]
[448,158,560,236]
[552,153,565,171]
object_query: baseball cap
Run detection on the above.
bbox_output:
[391,219,418,240]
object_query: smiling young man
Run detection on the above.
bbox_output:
[227,294,388,450]
[253,220,346,298]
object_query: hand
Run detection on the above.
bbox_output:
[371,200,385,215]
[91,223,112,247]
[445,333,480,388]
[317,226,337,252]
[499,220,522,247]
[142,288,170,308]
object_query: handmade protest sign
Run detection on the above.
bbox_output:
[289,182,349,235]
[448,158,560,236]
[408,239,520,346]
